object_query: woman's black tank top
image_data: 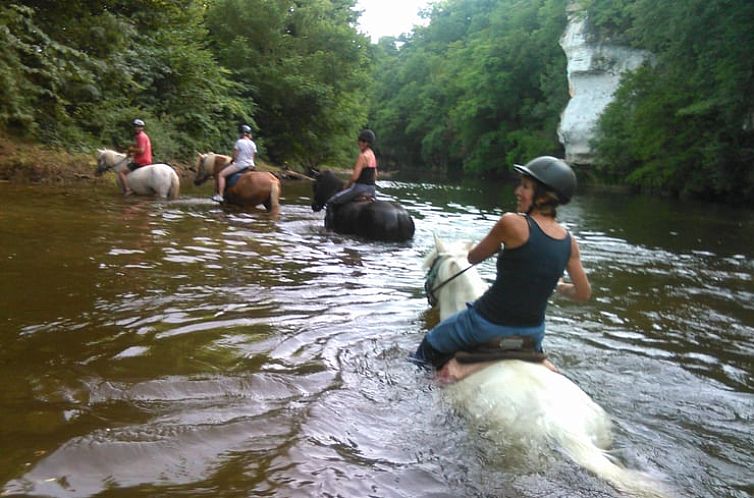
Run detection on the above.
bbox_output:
[473,215,571,326]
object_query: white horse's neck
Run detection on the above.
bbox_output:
[426,243,488,320]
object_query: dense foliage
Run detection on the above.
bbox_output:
[204,0,372,167]
[369,0,569,176]
[0,1,370,165]
[1,0,751,201]
[585,0,754,200]
[0,2,245,159]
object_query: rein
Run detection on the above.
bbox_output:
[101,154,128,171]
[424,254,477,307]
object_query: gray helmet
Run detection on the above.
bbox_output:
[132,119,145,127]
[239,124,251,134]
[513,156,576,204]
[358,129,375,145]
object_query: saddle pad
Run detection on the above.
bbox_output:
[226,169,248,190]
[455,349,547,364]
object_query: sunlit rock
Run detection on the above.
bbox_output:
[558,7,652,165]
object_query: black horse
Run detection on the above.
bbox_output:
[310,170,415,242]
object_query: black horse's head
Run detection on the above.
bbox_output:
[311,170,345,212]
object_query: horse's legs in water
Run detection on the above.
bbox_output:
[117,169,131,195]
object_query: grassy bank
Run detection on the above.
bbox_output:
[0,134,320,185]
[0,135,107,184]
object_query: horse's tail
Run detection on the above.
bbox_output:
[168,170,180,200]
[268,176,281,214]
[557,431,672,498]
[447,362,672,498]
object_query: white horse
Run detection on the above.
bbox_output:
[95,149,180,199]
[423,237,671,498]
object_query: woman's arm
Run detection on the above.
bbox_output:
[346,154,366,187]
[467,213,521,264]
[557,237,591,302]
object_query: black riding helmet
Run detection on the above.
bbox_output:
[513,156,576,204]
[358,129,376,145]
[239,124,252,135]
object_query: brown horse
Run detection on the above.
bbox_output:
[194,153,280,214]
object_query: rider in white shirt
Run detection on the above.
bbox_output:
[212,125,257,202]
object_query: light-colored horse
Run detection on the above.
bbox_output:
[95,149,180,199]
[194,153,280,214]
[424,237,671,498]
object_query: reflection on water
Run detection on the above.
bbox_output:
[0,180,752,497]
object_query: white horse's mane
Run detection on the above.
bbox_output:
[97,148,125,160]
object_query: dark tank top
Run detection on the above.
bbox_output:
[356,154,377,185]
[474,215,572,326]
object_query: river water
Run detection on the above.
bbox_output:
[0,178,752,498]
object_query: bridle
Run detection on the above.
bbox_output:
[424,254,477,307]
[98,153,128,172]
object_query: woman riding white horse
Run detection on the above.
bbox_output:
[95,149,180,200]
[414,156,589,372]
[423,237,671,498]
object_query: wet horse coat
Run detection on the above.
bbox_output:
[95,149,180,199]
[424,237,671,498]
[194,153,280,213]
[310,170,414,242]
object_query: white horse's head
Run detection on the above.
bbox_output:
[424,235,487,319]
[95,148,128,175]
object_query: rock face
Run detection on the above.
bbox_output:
[558,9,651,165]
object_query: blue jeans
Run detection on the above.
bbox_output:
[326,183,376,207]
[413,303,545,368]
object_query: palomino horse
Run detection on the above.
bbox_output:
[194,153,280,213]
[422,237,671,498]
[95,149,180,200]
[310,169,415,242]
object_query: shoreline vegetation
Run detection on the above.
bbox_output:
[0,134,627,195]
[0,134,323,185]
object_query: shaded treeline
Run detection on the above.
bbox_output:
[585,0,754,200]
[370,0,570,178]
[1,0,752,201]
[370,0,754,201]
[0,0,370,167]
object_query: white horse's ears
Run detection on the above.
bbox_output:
[433,233,446,253]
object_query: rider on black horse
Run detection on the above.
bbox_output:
[324,129,378,223]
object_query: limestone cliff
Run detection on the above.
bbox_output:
[558,8,651,165]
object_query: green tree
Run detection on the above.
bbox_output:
[1,1,245,160]
[590,0,754,200]
[205,0,372,168]
[370,0,568,178]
